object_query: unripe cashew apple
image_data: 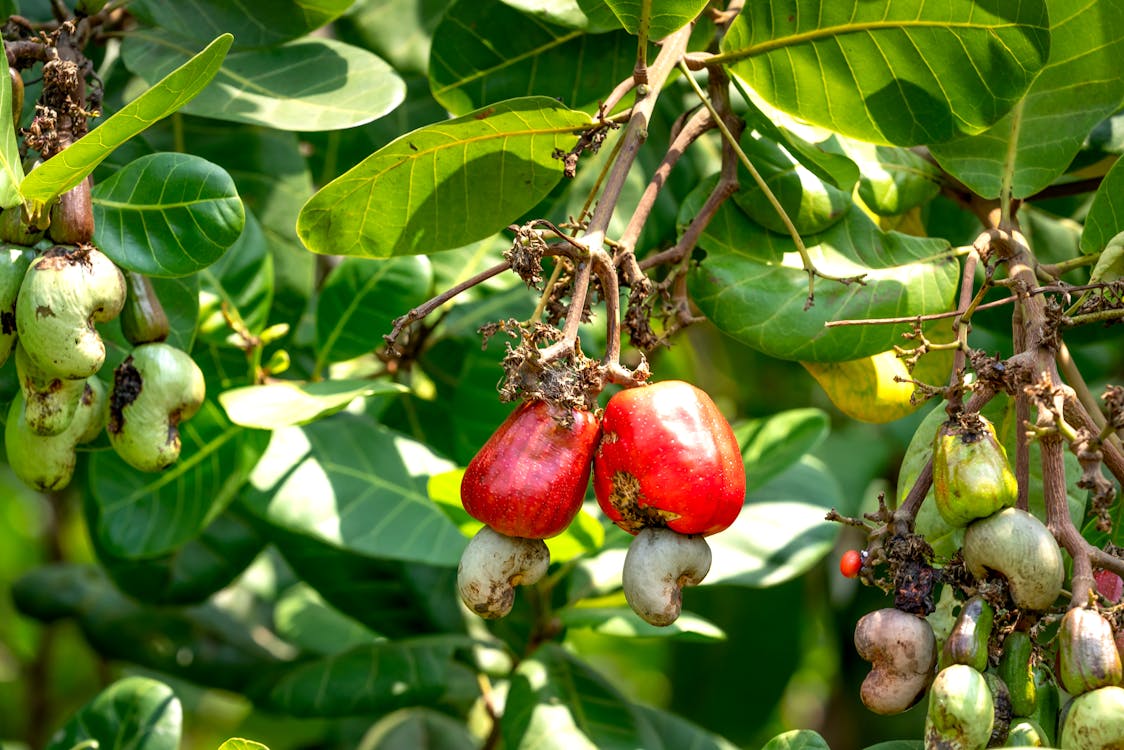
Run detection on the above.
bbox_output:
[962,507,1063,611]
[1060,685,1124,750]
[16,244,125,379]
[0,244,33,366]
[15,343,86,436]
[932,415,1017,527]
[6,375,106,491]
[1058,606,1123,696]
[107,342,205,472]
[924,664,994,750]
[594,380,744,536]
[461,400,600,539]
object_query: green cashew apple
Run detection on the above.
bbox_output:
[0,244,33,365]
[16,244,125,379]
[1060,685,1124,749]
[15,344,86,435]
[939,596,993,673]
[924,664,994,750]
[107,343,205,472]
[5,375,106,491]
[1059,607,1123,696]
[962,508,1064,611]
[932,415,1017,527]
[1006,718,1049,747]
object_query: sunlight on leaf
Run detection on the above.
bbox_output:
[220,379,408,429]
[560,607,726,641]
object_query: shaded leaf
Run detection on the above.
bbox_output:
[296,97,593,258]
[45,676,182,750]
[688,205,958,361]
[86,400,270,558]
[242,414,465,567]
[707,455,842,587]
[197,210,274,342]
[274,582,381,655]
[762,730,830,750]
[123,33,405,132]
[718,2,1049,146]
[337,0,448,76]
[677,175,780,264]
[315,255,434,371]
[559,607,725,641]
[602,0,708,39]
[502,643,660,749]
[847,142,942,217]
[736,408,829,493]
[634,706,739,750]
[1081,155,1124,254]
[20,34,233,206]
[220,379,408,430]
[357,708,477,750]
[130,0,353,49]
[930,0,1124,199]
[0,46,23,208]
[429,0,636,115]
[92,152,245,277]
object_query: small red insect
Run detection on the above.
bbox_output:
[840,549,863,578]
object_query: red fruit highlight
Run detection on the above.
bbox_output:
[461,400,601,539]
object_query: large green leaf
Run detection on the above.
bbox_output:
[122,33,405,132]
[634,706,740,750]
[737,408,830,493]
[130,0,354,48]
[0,47,23,208]
[242,414,465,567]
[85,400,270,559]
[1081,155,1124,254]
[707,455,842,587]
[44,676,182,750]
[92,152,245,277]
[338,0,449,76]
[274,582,381,655]
[930,0,1124,198]
[846,141,943,216]
[502,643,661,749]
[297,97,593,258]
[357,708,478,750]
[20,34,233,206]
[429,0,636,115]
[688,204,958,361]
[315,255,434,371]
[602,0,708,39]
[717,1,1050,146]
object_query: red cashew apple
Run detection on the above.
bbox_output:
[461,400,601,539]
[593,380,745,536]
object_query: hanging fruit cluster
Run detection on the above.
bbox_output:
[457,379,745,626]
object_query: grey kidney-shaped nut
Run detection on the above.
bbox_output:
[1060,685,1124,749]
[16,244,125,379]
[924,664,994,750]
[1059,606,1123,696]
[962,507,1063,611]
[15,343,86,435]
[107,342,205,472]
[457,525,549,619]
[0,244,32,366]
[621,527,711,627]
[854,607,937,715]
[5,374,106,491]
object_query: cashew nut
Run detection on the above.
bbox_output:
[457,525,549,619]
[962,507,1064,611]
[854,607,937,715]
[107,342,205,472]
[621,527,711,627]
[16,244,125,379]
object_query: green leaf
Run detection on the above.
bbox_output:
[356,708,477,750]
[678,175,780,264]
[707,455,842,587]
[1082,156,1124,254]
[602,0,708,39]
[337,0,447,76]
[718,1,1050,146]
[45,676,182,750]
[499,0,622,32]
[930,0,1124,198]
[20,34,233,206]
[130,0,353,48]
[688,204,958,362]
[249,637,475,717]
[633,706,739,750]
[220,379,409,430]
[502,643,660,750]
[92,152,245,277]
[762,730,831,750]
[315,255,434,371]
[0,46,24,208]
[218,740,270,750]
[274,582,381,655]
[429,0,636,115]
[559,607,726,641]
[85,400,270,558]
[298,96,592,258]
[847,142,942,217]
[242,414,465,567]
[197,210,274,342]
[122,33,405,132]
[737,408,830,493]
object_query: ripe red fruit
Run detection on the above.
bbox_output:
[461,400,601,539]
[840,549,863,578]
[593,380,745,536]
[1095,569,1123,603]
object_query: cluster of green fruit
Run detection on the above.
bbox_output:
[850,414,1124,748]
[0,180,205,492]
[456,380,746,626]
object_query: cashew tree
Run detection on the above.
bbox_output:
[2,1,1124,749]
